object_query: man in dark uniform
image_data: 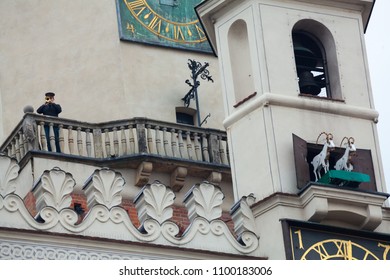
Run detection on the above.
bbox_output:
[37,92,62,152]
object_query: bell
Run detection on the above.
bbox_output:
[294,44,318,69]
[299,71,321,95]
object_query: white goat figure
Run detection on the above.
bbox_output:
[311,132,335,181]
[334,137,356,171]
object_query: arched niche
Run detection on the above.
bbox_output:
[228,19,255,105]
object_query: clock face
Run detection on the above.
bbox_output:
[116,0,213,53]
[282,220,390,260]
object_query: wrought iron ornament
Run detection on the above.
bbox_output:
[182,59,213,126]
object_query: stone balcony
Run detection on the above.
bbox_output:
[0,113,231,192]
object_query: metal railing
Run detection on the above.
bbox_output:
[0,113,229,166]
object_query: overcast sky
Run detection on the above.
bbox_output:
[365,0,389,191]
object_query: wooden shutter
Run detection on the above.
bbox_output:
[292,134,310,189]
[351,148,377,192]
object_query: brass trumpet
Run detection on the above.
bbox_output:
[45,97,51,103]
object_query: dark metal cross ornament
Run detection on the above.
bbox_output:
[182,59,213,126]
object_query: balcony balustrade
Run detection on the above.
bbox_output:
[0,113,230,167]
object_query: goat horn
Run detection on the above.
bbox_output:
[340,136,348,146]
[316,132,327,144]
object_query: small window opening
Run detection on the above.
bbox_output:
[293,32,330,98]
[176,107,196,126]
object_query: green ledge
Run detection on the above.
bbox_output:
[318,170,370,188]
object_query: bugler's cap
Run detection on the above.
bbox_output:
[45,92,55,97]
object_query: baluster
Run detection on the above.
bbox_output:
[170,129,178,157]
[15,137,21,161]
[147,125,155,154]
[194,132,201,161]
[155,126,164,156]
[128,125,135,154]
[113,127,119,157]
[93,129,103,158]
[11,139,16,158]
[163,127,171,157]
[7,144,12,158]
[104,128,111,157]
[59,124,64,153]
[202,133,210,162]
[178,130,187,159]
[186,131,193,160]
[39,121,47,151]
[49,123,56,152]
[77,127,84,156]
[219,136,229,165]
[11,140,16,159]
[208,134,221,164]
[68,126,74,155]
[86,129,92,157]
[18,131,25,158]
[120,126,128,155]
[136,123,147,154]
[23,132,28,154]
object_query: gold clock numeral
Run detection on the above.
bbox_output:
[126,22,135,34]
[378,243,390,260]
[127,0,146,16]
[294,229,304,249]
[309,243,330,260]
[195,24,206,40]
[148,15,162,33]
[173,25,185,41]
[334,240,353,260]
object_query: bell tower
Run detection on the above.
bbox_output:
[197,0,386,200]
[198,0,390,259]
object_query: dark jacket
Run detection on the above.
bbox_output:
[37,103,62,117]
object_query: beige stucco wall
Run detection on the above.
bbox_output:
[0,0,224,143]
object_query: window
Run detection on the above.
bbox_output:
[176,107,196,126]
[176,112,194,125]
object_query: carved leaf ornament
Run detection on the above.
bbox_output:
[135,181,175,224]
[88,169,125,208]
[39,168,75,211]
[185,182,225,222]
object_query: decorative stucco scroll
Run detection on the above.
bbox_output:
[0,155,19,197]
[230,194,257,240]
[0,160,260,257]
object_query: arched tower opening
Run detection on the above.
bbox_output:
[228,19,255,104]
[292,19,341,99]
